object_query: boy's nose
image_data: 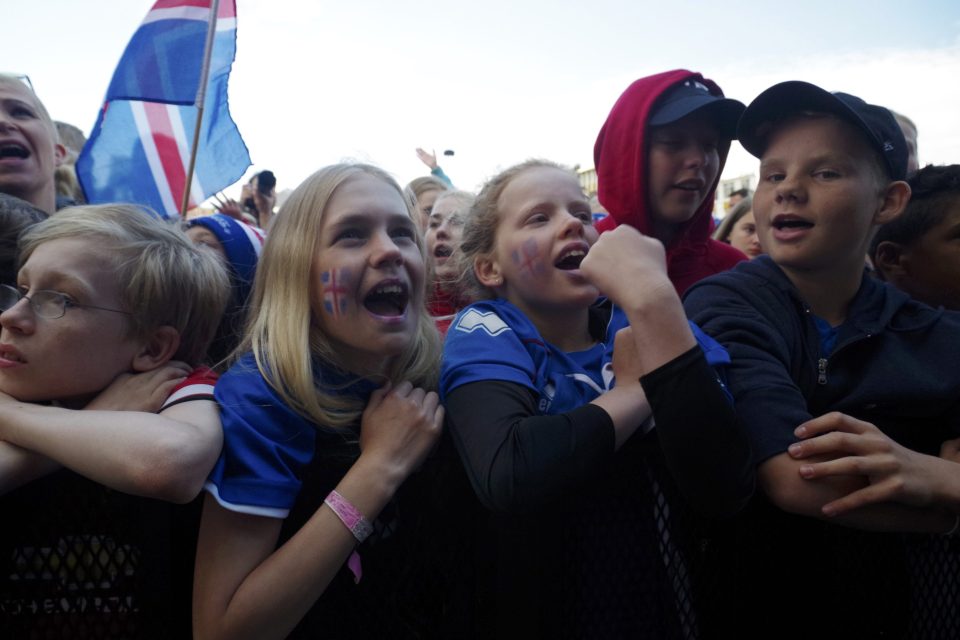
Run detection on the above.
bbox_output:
[774,176,805,202]
[0,298,36,335]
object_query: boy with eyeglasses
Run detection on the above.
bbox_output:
[0,203,228,637]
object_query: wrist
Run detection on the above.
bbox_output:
[350,453,408,495]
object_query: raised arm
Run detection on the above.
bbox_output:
[580,225,754,517]
[193,382,443,640]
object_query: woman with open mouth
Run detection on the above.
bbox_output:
[424,189,475,336]
[193,164,454,640]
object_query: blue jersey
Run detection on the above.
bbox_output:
[206,352,377,519]
[440,298,729,415]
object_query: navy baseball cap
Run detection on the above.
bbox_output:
[737,81,908,181]
[648,79,746,139]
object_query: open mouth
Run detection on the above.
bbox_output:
[362,281,409,317]
[772,215,814,231]
[554,245,588,270]
[0,346,25,363]
[0,143,29,160]
[674,179,704,192]
[434,245,453,259]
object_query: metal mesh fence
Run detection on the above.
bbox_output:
[3,442,958,639]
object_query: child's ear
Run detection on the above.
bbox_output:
[131,326,181,372]
[53,143,67,167]
[474,254,503,289]
[874,180,911,226]
[874,240,908,278]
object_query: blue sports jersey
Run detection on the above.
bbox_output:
[206,352,377,518]
[440,298,730,415]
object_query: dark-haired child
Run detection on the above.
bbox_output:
[872,163,960,310]
[684,81,960,636]
[594,69,748,295]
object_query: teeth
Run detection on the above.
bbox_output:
[374,284,402,295]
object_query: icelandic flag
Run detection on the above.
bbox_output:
[77,0,250,217]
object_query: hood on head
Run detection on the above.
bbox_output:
[593,69,736,248]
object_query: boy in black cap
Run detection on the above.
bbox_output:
[684,81,960,636]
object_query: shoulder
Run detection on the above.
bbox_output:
[704,238,749,270]
[161,366,219,411]
[207,353,318,518]
[446,299,534,339]
[684,256,792,311]
[440,299,544,399]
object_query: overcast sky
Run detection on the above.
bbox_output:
[6,0,959,198]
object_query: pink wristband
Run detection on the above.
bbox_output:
[324,490,374,543]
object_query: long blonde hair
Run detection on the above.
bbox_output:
[240,163,441,429]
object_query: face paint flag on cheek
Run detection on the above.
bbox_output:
[321,268,351,317]
[512,238,546,278]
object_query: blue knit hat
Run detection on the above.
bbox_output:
[187,214,265,303]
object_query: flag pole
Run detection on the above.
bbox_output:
[180,0,222,217]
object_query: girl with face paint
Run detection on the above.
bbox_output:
[193,164,453,639]
[440,159,753,637]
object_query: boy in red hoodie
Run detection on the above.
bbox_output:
[594,69,746,294]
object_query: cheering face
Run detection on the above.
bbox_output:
[476,166,599,324]
[0,238,141,406]
[311,174,426,375]
[425,198,466,282]
[754,117,886,277]
[0,81,65,213]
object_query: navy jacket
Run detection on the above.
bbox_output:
[684,255,960,464]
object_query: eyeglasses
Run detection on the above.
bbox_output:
[0,284,132,320]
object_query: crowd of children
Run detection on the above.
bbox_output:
[1,65,959,639]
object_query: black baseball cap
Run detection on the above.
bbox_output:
[737,81,907,181]
[648,79,746,139]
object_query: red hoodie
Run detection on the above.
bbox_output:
[594,69,747,296]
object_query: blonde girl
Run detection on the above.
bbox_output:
[193,164,444,640]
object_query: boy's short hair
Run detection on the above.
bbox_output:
[20,204,229,365]
[870,164,960,262]
[737,81,908,182]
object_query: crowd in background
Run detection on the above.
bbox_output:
[1,67,960,639]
